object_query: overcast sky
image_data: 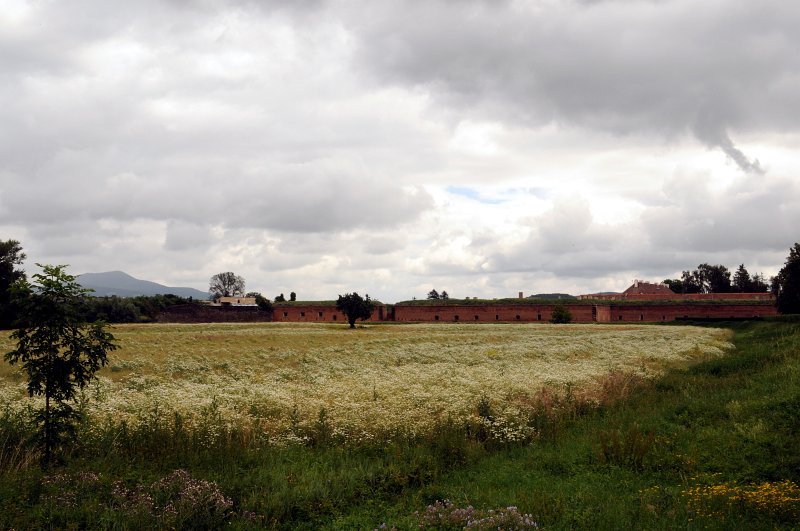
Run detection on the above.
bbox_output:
[2,0,799,302]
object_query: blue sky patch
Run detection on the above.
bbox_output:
[446,186,507,204]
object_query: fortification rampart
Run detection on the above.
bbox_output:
[604,302,777,322]
[271,303,385,323]
[158,299,777,324]
[157,304,273,323]
[392,303,594,322]
[392,300,776,323]
[583,292,774,301]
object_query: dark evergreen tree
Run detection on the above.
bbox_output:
[775,243,800,314]
[751,273,770,292]
[732,264,753,292]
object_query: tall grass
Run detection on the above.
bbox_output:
[340,321,800,529]
[1,321,797,528]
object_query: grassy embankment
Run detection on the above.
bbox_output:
[0,321,798,528]
[336,319,800,529]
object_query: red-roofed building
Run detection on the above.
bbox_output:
[622,280,675,297]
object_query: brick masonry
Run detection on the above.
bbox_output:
[159,299,777,324]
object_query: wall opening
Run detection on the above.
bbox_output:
[515,315,520,320]
[300,311,305,317]
[640,314,644,321]
[318,311,323,317]
[495,314,499,320]
[537,313,541,321]
[283,312,288,317]
[454,315,459,321]
[434,315,439,321]
[332,315,337,321]
[474,315,479,320]
[618,315,623,321]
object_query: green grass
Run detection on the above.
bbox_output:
[332,320,800,529]
[1,321,799,529]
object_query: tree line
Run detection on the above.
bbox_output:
[662,263,770,294]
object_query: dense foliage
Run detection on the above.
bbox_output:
[664,262,769,294]
[0,239,26,329]
[254,294,273,313]
[81,293,194,323]
[426,289,450,300]
[336,292,375,328]
[775,243,800,314]
[549,303,572,323]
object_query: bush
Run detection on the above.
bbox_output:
[550,304,572,324]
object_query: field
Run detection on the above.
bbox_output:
[0,323,731,446]
[2,321,799,529]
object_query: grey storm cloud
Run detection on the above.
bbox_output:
[348,0,800,173]
[0,0,435,236]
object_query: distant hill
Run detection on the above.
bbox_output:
[76,271,208,299]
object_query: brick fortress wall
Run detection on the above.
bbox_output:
[393,303,594,323]
[158,299,777,324]
[271,304,385,323]
[393,300,776,323]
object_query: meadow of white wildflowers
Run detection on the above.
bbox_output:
[0,323,732,445]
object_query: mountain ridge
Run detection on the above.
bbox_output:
[76,271,208,299]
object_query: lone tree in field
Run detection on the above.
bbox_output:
[775,243,800,314]
[5,264,117,467]
[0,239,26,329]
[550,303,572,324]
[336,292,375,328]
[209,272,245,300]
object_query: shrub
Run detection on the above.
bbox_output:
[550,304,572,324]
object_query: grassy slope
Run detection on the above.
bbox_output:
[331,320,800,529]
